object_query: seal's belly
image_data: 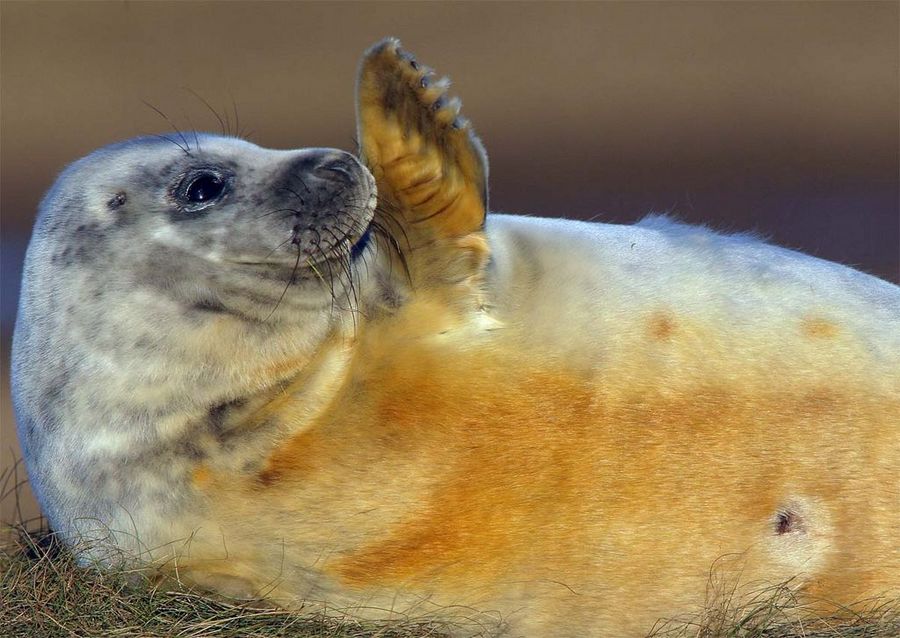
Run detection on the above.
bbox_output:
[189,306,899,634]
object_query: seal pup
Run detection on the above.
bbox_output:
[12,38,900,637]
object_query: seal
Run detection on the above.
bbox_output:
[12,38,900,637]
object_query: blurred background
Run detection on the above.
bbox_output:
[2,2,898,525]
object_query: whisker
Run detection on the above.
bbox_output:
[152,134,191,156]
[184,87,228,136]
[230,91,242,139]
[223,101,232,138]
[278,186,307,207]
[263,248,302,322]
[376,201,413,253]
[370,218,411,285]
[306,258,328,291]
[254,207,301,222]
[337,253,355,311]
[263,237,294,261]
[346,253,364,322]
[319,246,339,317]
[142,100,192,155]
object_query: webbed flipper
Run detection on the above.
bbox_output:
[357,38,488,241]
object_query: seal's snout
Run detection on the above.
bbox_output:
[264,148,376,267]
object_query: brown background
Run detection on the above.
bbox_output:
[2,2,898,525]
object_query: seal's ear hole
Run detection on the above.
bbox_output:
[107,192,127,210]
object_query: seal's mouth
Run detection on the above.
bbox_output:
[349,226,373,260]
[347,169,377,261]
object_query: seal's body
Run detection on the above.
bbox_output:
[12,39,900,637]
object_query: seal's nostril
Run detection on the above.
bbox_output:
[315,158,357,183]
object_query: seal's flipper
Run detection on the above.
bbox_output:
[357,38,488,240]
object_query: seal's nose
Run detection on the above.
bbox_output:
[284,150,363,186]
[275,149,370,214]
[314,154,361,185]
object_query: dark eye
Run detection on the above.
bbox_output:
[174,169,231,213]
[186,174,225,203]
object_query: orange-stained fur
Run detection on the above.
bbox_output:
[183,291,898,634]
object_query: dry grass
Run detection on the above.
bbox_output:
[0,523,454,638]
[2,462,898,638]
[0,459,452,638]
[646,573,899,638]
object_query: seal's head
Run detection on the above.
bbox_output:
[12,135,379,528]
[31,134,376,322]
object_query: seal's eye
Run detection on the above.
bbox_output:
[186,174,225,203]
[175,169,231,212]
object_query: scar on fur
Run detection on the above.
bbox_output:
[775,508,805,535]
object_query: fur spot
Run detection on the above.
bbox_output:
[647,312,677,341]
[256,468,280,487]
[52,247,74,266]
[192,299,229,314]
[192,464,211,488]
[801,316,839,339]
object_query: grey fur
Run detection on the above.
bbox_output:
[12,133,378,556]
